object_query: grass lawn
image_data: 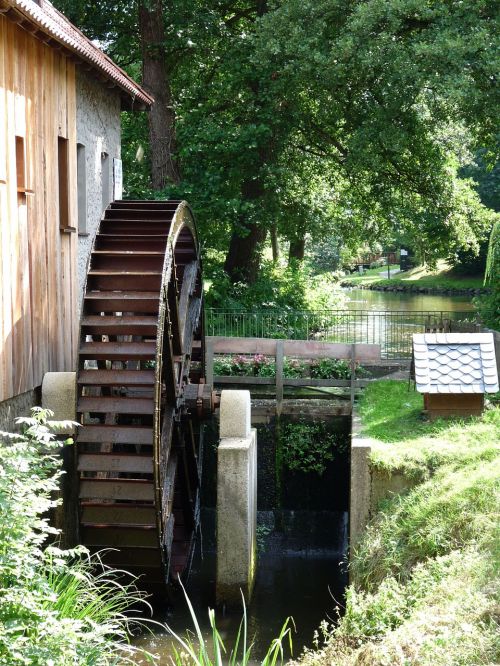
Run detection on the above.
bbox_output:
[343,260,485,290]
[359,380,500,478]
[295,380,500,666]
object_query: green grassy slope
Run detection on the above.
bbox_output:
[295,381,500,666]
[342,260,485,289]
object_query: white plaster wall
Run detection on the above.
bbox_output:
[75,69,121,307]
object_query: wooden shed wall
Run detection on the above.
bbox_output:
[0,16,78,403]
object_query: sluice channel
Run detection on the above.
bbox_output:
[134,411,351,662]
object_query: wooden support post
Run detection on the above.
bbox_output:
[206,337,214,387]
[350,344,356,408]
[275,340,284,417]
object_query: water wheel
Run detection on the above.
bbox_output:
[75,200,213,596]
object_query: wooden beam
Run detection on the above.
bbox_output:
[206,338,214,387]
[275,340,284,416]
[207,336,381,361]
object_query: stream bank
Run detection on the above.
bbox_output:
[293,381,500,666]
[344,286,476,310]
[342,281,488,296]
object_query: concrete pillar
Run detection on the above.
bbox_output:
[216,390,257,606]
[349,411,372,556]
[41,372,77,434]
[41,372,78,547]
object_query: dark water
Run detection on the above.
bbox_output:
[133,511,348,663]
[133,410,350,663]
[345,287,475,312]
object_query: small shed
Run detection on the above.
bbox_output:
[413,333,499,420]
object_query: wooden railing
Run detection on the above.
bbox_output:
[206,336,382,414]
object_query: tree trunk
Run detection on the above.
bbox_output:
[224,1,270,284]
[138,0,180,188]
[224,223,267,283]
[224,173,269,283]
[270,223,279,262]
[289,235,306,263]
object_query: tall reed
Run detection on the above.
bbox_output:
[166,582,294,666]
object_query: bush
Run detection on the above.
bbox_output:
[0,408,154,665]
[310,358,351,380]
[205,260,346,312]
[213,356,367,380]
[280,422,345,475]
[474,221,500,330]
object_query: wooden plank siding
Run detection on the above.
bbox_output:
[0,16,78,403]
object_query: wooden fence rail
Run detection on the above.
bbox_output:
[206,336,382,414]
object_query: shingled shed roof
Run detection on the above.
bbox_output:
[0,0,154,109]
[413,333,499,394]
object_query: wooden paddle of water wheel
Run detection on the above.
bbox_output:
[75,200,215,597]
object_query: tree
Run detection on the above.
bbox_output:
[138,0,180,187]
[56,0,500,287]
[252,0,499,257]
[475,221,500,329]
[55,0,181,189]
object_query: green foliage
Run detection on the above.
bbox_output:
[214,355,299,378]
[254,0,499,262]
[460,150,500,213]
[309,237,342,275]
[213,354,275,377]
[205,261,346,312]
[475,220,500,329]
[484,222,500,288]
[213,356,367,381]
[310,359,350,380]
[167,582,293,666]
[280,422,344,475]
[55,0,499,286]
[256,524,273,554]
[0,408,154,665]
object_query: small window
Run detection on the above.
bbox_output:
[58,137,73,231]
[101,151,110,211]
[15,136,26,191]
[77,143,87,235]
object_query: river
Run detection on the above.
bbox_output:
[344,287,475,313]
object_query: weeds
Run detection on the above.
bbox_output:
[280,421,344,475]
[0,407,156,665]
[167,582,293,666]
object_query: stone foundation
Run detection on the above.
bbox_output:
[349,410,417,560]
[0,389,38,433]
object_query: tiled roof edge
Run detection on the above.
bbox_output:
[0,0,154,108]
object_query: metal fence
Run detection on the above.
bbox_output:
[205,309,477,359]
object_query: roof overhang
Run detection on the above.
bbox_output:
[0,0,154,110]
